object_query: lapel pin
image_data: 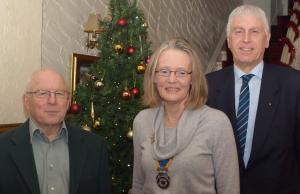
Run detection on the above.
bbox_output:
[268,102,272,107]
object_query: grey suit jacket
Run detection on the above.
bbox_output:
[0,120,111,194]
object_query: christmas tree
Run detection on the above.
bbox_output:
[68,0,151,193]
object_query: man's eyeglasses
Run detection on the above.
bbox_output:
[155,68,192,78]
[26,90,70,99]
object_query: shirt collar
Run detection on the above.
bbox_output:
[234,61,264,81]
[29,119,68,143]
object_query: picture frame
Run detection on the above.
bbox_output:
[70,53,99,102]
[0,123,21,133]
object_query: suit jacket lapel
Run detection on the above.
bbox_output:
[68,125,88,194]
[9,121,40,194]
[212,67,247,168]
[220,68,236,127]
[214,67,237,125]
[248,64,280,166]
[223,68,247,169]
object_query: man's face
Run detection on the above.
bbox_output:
[23,70,70,129]
[227,14,271,71]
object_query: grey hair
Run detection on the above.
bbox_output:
[226,4,270,36]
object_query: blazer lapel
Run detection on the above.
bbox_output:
[9,122,40,194]
[212,67,247,168]
[248,64,280,166]
[213,67,237,125]
[219,69,236,127]
[68,126,88,194]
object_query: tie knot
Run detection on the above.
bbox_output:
[241,74,254,84]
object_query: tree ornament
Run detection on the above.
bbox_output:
[145,56,151,64]
[94,80,104,88]
[114,43,124,54]
[130,87,139,96]
[69,103,81,114]
[117,17,127,26]
[90,75,98,81]
[142,22,148,28]
[93,117,101,129]
[81,123,91,132]
[126,128,133,139]
[121,87,132,100]
[90,101,95,121]
[136,62,146,74]
[127,46,136,55]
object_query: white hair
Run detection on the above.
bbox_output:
[226,4,270,36]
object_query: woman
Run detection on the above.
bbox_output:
[132,38,239,194]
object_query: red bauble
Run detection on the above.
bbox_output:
[127,46,136,55]
[117,17,127,26]
[145,56,151,64]
[69,103,81,114]
[121,88,132,100]
[131,87,140,96]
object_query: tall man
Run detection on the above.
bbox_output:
[0,68,111,194]
[206,4,300,194]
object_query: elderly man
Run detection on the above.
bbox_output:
[206,4,300,194]
[0,68,110,194]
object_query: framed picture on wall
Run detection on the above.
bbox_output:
[0,123,21,133]
[71,53,99,102]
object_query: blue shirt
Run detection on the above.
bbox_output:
[234,62,263,166]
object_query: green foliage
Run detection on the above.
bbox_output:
[68,0,151,193]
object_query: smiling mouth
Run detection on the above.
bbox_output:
[45,111,59,114]
[165,87,179,92]
[240,47,254,52]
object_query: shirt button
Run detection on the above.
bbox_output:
[50,186,55,191]
[50,163,54,168]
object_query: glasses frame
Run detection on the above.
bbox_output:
[26,90,70,100]
[155,68,192,78]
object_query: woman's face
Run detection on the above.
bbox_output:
[155,49,192,106]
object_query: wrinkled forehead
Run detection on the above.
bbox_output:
[230,13,268,32]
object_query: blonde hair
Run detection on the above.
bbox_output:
[227,4,270,36]
[142,38,208,109]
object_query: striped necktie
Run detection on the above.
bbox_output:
[236,74,254,158]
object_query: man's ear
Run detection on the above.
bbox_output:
[23,95,30,117]
[265,32,271,48]
[227,37,231,49]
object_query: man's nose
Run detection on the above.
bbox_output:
[47,93,57,104]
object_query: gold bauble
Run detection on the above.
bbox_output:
[136,62,146,74]
[94,80,104,88]
[114,43,124,54]
[142,22,148,28]
[81,123,91,132]
[93,118,101,129]
[126,129,133,139]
